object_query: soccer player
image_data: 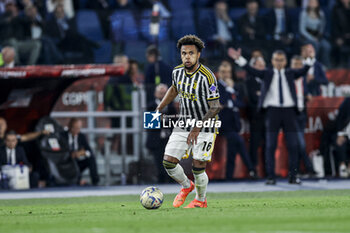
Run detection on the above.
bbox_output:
[155,35,221,208]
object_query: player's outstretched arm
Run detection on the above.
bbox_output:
[156,85,178,112]
[187,99,221,145]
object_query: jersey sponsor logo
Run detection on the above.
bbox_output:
[178,89,197,101]
[193,80,198,89]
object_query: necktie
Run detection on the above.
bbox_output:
[69,135,74,150]
[278,71,284,105]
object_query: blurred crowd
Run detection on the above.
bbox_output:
[0,0,349,68]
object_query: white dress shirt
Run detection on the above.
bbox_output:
[263,69,295,108]
[6,148,16,165]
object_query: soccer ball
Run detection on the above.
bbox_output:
[140,186,164,209]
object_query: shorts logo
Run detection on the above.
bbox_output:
[144,110,161,129]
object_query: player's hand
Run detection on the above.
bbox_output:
[187,127,200,145]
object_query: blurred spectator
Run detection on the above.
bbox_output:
[217,60,256,180]
[301,43,328,96]
[299,0,331,67]
[0,1,41,65]
[331,0,350,67]
[290,55,317,177]
[213,1,235,46]
[0,117,7,147]
[199,0,235,59]
[128,59,144,86]
[85,0,117,39]
[0,130,39,188]
[246,56,266,173]
[250,49,265,60]
[104,55,138,153]
[334,97,350,178]
[265,0,295,55]
[61,118,99,186]
[44,4,97,64]
[23,4,63,64]
[46,0,74,19]
[237,0,267,58]
[144,45,172,102]
[0,46,16,67]
[104,54,139,130]
[146,83,176,183]
[104,54,132,113]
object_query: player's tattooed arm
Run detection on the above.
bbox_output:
[156,85,178,112]
[187,99,221,145]
[201,99,221,122]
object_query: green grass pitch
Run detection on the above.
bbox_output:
[1,189,350,233]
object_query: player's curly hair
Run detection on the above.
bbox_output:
[177,35,205,52]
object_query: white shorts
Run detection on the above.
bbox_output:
[164,130,217,162]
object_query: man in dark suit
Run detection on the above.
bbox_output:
[61,118,99,185]
[0,130,39,188]
[237,0,266,57]
[228,47,313,184]
[246,56,266,172]
[301,44,328,96]
[265,0,295,55]
[146,84,177,183]
[217,60,256,180]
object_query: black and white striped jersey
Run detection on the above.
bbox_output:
[171,63,220,132]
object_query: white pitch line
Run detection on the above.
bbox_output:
[0,180,349,200]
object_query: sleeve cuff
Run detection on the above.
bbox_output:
[85,150,91,157]
[207,96,220,101]
[235,56,247,67]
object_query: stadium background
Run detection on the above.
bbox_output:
[0,0,350,185]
